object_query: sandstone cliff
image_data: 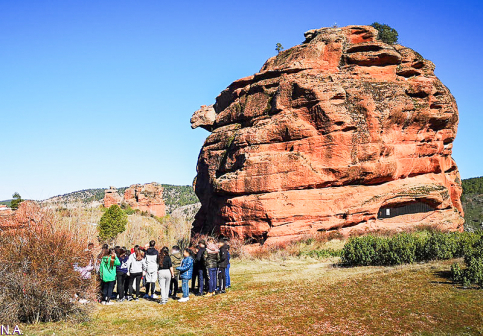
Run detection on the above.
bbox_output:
[191,25,464,245]
[103,182,166,218]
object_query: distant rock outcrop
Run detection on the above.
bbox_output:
[103,182,166,218]
[104,186,122,208]
[191,25,464,245]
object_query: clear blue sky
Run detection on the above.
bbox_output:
[0,0,482,200]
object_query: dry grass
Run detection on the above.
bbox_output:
[21,256,483,335]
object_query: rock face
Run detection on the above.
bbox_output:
[0,204,13,217]
[104,186,123,208]
[103,183,166,218]
[191,25,464,245]
[124,183,166,218]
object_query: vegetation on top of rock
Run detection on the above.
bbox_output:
[275,42,284,53]
[371,22,399,44]
[98,205,127,241]
[10,192,23,210]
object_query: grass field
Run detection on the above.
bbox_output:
[22,257,483,335]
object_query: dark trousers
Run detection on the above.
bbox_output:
[170,275,179,296]
[128,272,142,298]
[218,267,226,291]
[145,282,155,296]
[124,274,130,296]
[197,268,205,294]
[101,280,115,302]
[191,265,198,291]
[116,272,127,300]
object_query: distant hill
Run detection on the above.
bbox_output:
[462,176,483,231]
[40,184,199,214]
[0,199,12,207]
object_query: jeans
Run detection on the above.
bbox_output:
[157,269,171,303]
[101,280,115,302]
[197,268,205,294]
[116,272,127,300]
[226,264,231,287]
[128,272,142,298]
[208,268,217,293]
[182,279,189,298]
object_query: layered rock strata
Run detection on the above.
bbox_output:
[191,25,464,244]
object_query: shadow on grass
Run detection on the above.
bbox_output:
[431,270,479,290]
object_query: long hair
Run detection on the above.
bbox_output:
[135,247,144,261]
[108,248,116,268]
[158,246,169,265]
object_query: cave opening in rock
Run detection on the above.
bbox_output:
[377,201,435,219]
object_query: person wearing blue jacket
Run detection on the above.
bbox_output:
[176,248,194,302]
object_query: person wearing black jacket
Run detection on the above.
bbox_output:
[217,239,229,294]
[194,240,207,296]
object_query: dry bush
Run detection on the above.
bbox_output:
[114,213,192,248]
[0,202,96,324]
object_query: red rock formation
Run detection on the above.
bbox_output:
[191,25,464,245]
[0,204,13,217]
[104,186,122,208]
[124,183,166,218]
[0,201,41,231]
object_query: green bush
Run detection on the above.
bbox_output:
[98,205,128,241]
[371,22,399,44]
[423,232,458,260]
[341,231,481,267]
[452,237,483,288]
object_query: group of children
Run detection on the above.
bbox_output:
[94,238,231,305]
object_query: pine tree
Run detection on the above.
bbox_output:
[275,42,284,54]
[10,192,23,210]
[371,22,399,44]
[98,205,128,241]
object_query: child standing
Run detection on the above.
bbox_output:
[176,249,194,302]
[126,246,145,301]
[204,238,220,296]
[169,246,182,298]
[226,244,231,288]
[99,248,120,305]
[116,248,129,302]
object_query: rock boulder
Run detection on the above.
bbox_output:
[191,25,464,245]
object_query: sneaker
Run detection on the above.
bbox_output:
[126,296,133,301]
[195,293,202,297]
[105,301,114,306]
[143,294,150,299]
[100,301,107,305]
[118,298,125,303]
[152,294,158,299]
[178,297,189,302]
[134,298,139,301]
